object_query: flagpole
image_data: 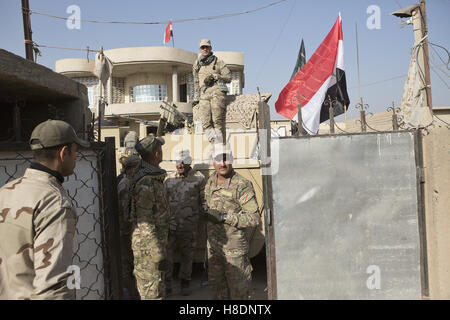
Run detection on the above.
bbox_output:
[171,20,174,48]
[355,21,367,132]
[296,91,303,136]
[355,21,362,106]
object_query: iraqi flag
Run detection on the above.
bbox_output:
[164,20,173,44]
[275,14,349,134]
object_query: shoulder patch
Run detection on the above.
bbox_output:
[240,193,251,205]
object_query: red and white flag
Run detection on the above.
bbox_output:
[275,14,349,134]
[164,20,173,44]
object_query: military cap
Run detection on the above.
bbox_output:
[123,155,140,168]
[118,147,137,164]
[175,149,192,164]
[30,119,90,150]
[199,39,212,48]
[135,134,165,157]
[211,143,233,163]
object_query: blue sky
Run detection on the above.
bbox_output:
[1,0,449,121]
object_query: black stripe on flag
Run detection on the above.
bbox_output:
[319,68,350,123]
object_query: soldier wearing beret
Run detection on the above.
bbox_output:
[129,134,169,300]
[192,39,231,144]
[164,149,205,296]
[0,119,90,299]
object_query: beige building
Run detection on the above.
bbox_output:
[56,46,244,136]
[56,46,277,173]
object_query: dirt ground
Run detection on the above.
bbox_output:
[167,249,268,300]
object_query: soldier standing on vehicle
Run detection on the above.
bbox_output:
[117,154,140,299]
[192,39,231,144]
[0,119,90,299]
[164,149,205,296]
[203,143,261,300]
[130,134,169,300]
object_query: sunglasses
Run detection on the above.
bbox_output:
[214,154,233,163]
[200,46,211,50]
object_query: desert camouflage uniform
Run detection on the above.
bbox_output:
[204,170,260,300]
[129,160,169,300]
[193,53,231,143]
[164,169,206,287]
[0,168,77,300]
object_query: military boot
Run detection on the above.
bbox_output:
[180,279,192,296]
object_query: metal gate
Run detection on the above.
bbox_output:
[0,138,122,299]
[264,131,427,299]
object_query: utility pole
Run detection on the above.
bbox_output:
[392,0,433,111]
[21,0,34,61]
[414,0,432,110]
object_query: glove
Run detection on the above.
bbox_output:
[203,75,215,87]
[206,209,226,224]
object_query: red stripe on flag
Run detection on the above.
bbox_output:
[164,21,172,43]
[275,16,341,120]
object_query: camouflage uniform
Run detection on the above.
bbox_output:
[204,170,261,300]
[130,160,169,300]
[0,167,77,299]
[117,155,140,299]
[164,169,206,288]
[193,40,231,143]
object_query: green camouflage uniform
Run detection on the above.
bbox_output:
[0,168,77,299]
[130,160,169,300]
[204,170,261,300]
[117,173,139,299]
[164,169,205,287]
[193,53,231,143]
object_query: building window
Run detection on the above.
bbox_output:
[112,77,125,104]
[131,85,167,102]
[226,71,242,95]
[186,73,194,102]
[87,86,96,107]
[179,84,187,102]
[72,77,99,108]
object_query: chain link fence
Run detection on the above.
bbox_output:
[0,140,121,300]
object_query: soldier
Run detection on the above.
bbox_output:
[203,143,261,300]
[130,134,169,300]
[117,154,140,299]
[164,149,205,296]
[117,147,137,185]
[192,39,231,144]
[0,119,90,299]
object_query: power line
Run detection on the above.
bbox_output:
[28,41,100,53]
[349,74,406,89]
[394,0,403,9]
[28,0,287,25]
[433,114,450,127]
[429,42,450,71]
[255,0,295,84]
[347,62,448,90]
[430,65,450,89]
